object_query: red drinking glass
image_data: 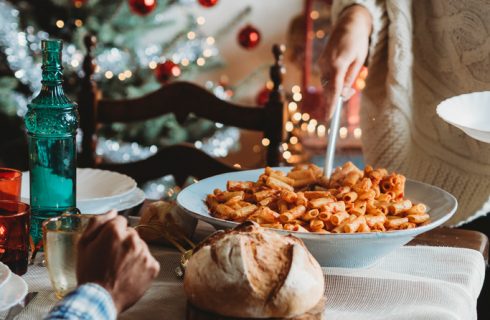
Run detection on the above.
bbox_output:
[0,200,30,275]
[0,168,22,201]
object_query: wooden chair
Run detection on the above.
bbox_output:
[78,35,286,186]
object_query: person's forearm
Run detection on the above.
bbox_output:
[45,283,117,320]
[338,5,373,36]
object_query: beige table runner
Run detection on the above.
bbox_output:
[1,222,486,320]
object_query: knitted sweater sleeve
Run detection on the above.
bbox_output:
[331,0,388,66]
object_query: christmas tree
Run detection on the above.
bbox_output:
[0,0,247,166]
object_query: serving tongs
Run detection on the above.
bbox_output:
[324,94,345,179]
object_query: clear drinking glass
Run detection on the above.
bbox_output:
[42,214,92,299]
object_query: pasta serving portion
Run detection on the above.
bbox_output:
[206,162,430,233]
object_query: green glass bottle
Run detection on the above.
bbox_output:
[25,40,79,244]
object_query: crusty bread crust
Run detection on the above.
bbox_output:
[184,222,325,318]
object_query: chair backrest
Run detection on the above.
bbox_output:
[78,35,286,185]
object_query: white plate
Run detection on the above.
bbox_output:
[79,188,146,214]
[0,262,11,290]
[21,168,137,206]
[177,168,457,268]
[0,273,28,312]
[437,91,490,143]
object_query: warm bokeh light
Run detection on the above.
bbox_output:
[292,112,302,122]
[354,128,362,139]
[317,125,326,137]
[293,92,302,101]
[149,61,157,69]
[339,127,348,139]
[310,10,319,20]
[196,57,206,66]
[196,16,206,25]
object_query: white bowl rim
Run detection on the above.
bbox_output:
[436,91,490,132]
[177,167,458,240]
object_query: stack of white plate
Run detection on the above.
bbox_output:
[21,168,145,214]
[0,262,27,311]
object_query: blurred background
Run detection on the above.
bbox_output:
[0,0,365,198]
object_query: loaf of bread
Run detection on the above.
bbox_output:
[183,222,324,318]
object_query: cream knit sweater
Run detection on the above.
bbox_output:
[332,0,490,226]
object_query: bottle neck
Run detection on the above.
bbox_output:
[41,46,63,86]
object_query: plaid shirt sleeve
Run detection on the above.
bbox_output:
[44,283,117,320]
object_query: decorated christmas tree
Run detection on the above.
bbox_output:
[0,0,251,166]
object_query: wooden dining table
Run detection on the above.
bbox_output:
[409,226,489,264]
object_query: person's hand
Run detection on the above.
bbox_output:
[319,5,372,117]
[76,210,160,313]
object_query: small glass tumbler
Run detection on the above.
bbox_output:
[0,168,22,201]
[0,200,30,275]
[43,214,93,299]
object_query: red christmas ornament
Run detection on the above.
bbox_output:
[238,25,261,49]
[128,0,157,16]
[256,86,271,106]
[155,60,181,84]
[198,0,218,7]
[73,0,87,7]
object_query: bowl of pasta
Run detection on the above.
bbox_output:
[177,162,457,267]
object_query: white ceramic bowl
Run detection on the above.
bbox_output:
[177,168,457,268]
[437,91,490,143]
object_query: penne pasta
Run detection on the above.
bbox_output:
[407,203,427,215]
[227,181,254,191]
[230,204,257,221]
[280,190,298,203]
[330,211,350,226]
[207,163,429,233]
[388,199,412,215]
[309,219,325,231]
[303,209,320,221]
[385,217,409,229]
[344,216,366,233]
[407,213,430,224]
[266,176,294,191]
[342,191,358,203]
[310,197,334,208]
[215,191,244,202]
[279,205,306,223]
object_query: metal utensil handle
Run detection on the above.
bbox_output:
[324,96,344,178]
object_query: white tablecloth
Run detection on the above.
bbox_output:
[0,222,486,320]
